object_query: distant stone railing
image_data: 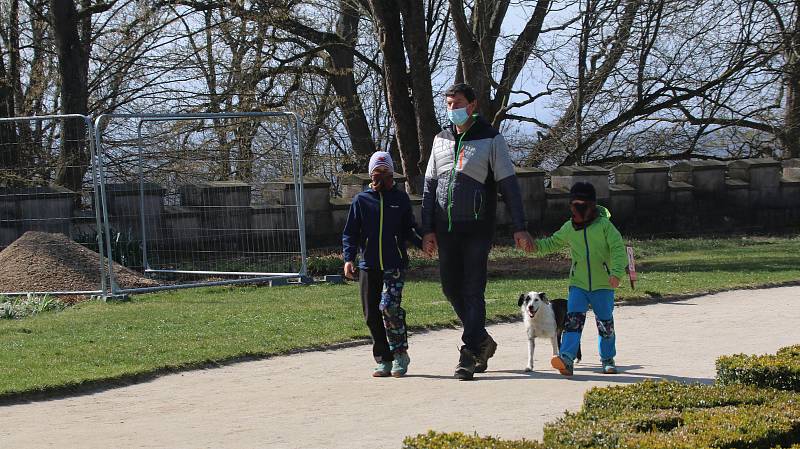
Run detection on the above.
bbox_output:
[0,158,798,250]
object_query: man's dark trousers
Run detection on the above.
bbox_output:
[436,229,492,353]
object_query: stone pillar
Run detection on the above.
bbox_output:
[0,185,76,247]
[515,167,546,231]
[104,183,166,244]
[180,181,251,249]
[727,159,782,207]
[281,176,334,247]
[724,178,750,228]
[783,158,800,179]
[669,181,696,233]
[550,165,610,202]
[670,160,728,231]
[612,163,671,233]
[670,161,727,196]
[781,176,800,229]
[542,187,571,232]
[612,163,670,203]
[338,173,407,200]
[608,184,636,231]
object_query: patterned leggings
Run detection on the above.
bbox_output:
[379,269,408,354]
[359,268,408,362]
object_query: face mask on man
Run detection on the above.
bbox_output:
[447,107,470,126]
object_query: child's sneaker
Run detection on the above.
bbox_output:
[551,355,574,376]
[373,360,391,377]
[391,352,411,377]
[602,358,618,374]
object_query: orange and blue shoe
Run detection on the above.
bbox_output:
[551,355,574,376]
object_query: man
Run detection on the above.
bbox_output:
[421,83,534,380]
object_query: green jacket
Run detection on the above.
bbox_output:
[535,206,627,291]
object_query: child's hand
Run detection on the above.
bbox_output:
[609,276,620,288]
[344,262,356,279]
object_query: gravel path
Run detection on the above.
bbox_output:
[2,286,799,448]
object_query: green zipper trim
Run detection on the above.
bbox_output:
[395,236,403,260]
[583,228,592,291]
[446,119,475,232]
[379,192,384,270]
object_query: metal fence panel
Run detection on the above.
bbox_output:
[93,112,306,295]
[0,114,106,296]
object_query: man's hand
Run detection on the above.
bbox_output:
[514,231,535,252]
[343,261,356,280]
[609,275,620,289]
[422,233,438,257]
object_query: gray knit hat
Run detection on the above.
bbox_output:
[368,151,394,174]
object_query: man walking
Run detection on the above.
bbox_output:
[421,83,534,380]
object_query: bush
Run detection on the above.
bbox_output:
[402,431,545,449]
[717,346,800,392]
[306,254,343,276]
[0,294,67,319]
[542,381,800,449]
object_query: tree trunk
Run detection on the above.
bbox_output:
[783,6,800,159]
[367,0,422,193]
[50,0,90,192]
[0,40,20,176]
[329,1,376,167]
[399,0,440,188]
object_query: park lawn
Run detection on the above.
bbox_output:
[0,235,798,399]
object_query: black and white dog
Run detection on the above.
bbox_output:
[517,291,581,371]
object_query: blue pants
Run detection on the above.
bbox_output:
[560,287,616,363]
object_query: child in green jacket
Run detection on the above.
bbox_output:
[532,182,627,376]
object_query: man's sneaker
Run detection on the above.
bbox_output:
[373,360,391,377]
[454,346,476,380]
[391,352,411,377]
[550,355,574,376]
[473,335,498,373]
[602,358,618,374]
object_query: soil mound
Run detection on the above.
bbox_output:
[0,231,159,293]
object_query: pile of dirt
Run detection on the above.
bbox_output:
[0,231,159,293]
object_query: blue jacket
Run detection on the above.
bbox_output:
[342,186,422,270]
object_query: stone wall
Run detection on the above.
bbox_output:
[0,158,798,251]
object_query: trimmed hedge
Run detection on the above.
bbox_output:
[717,345,800,392]
[404,345,800,448]
[542,381,800,448]
[402,430,545,449]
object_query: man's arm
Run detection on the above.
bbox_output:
[490,134,527,233]
[420,145,438,236]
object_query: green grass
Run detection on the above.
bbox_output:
[0,235,798,399]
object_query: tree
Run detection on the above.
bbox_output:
[448,0,552,128]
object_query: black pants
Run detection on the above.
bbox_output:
[437,230,492,352]
[359,268,407,363]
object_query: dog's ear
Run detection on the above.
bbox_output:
[541,292,549,303]
[518,294,526,307]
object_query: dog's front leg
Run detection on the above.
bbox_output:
[526,337,535,371]
[550,336,559,356]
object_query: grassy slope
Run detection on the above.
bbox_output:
[0,235,798,398]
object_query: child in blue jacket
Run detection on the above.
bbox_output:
[342,151,422,378]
